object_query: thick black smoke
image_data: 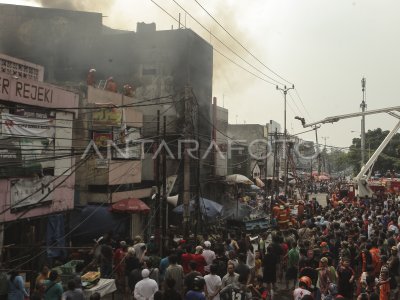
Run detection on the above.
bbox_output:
[35,0,113,12]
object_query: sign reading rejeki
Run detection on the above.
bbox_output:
[0,73,78,110]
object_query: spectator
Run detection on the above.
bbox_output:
[134,269,158,300]
[204,264,222,300]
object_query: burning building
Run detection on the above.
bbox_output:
[0,3,214,239]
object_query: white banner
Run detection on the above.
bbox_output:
[10,176,54,210]
[1,113,55,138]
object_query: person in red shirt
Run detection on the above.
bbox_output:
[378,267,390,300]
[192,246,207,275]
[113,241,127,289]
[181,245,194,274]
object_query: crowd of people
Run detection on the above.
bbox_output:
[63,187,397,300]
[2,185,400,300]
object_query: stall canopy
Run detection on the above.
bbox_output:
[70,205,129,245]
[110,198,150,214]
[173,197,223,218]
[255,177,265,187]
[225,174,254,185]
[317,175,330,181]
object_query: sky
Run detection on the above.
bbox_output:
[2,0,400,150]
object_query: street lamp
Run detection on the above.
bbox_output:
[276,84,295,195]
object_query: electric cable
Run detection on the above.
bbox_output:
[169,0,285,87]
[192,0,293,86]
[151,0,283,87]
[7,141,159,271]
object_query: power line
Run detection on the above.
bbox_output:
[152,0,283,87]
[293,88,314,122]
[213,47,279,86]
[192,0,293,86]
[169,0,285,86]
[6,140,159,271]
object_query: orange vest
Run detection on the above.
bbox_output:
[277,208,289,225]
[273,205,280,219]
[87,73,95,86]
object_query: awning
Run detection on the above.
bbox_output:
[225,174,254,185]
[255,177,265,187]
[317,175,330,181]
[173,197,223,218]
[110,198,150,214]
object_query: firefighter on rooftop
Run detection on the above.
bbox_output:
[105,77,117,93]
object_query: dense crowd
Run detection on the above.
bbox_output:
[3,190,400,300]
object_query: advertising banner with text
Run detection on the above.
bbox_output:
[1,113,55,138]
[10,176,54,211]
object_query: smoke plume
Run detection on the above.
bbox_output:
[35,0,113,12]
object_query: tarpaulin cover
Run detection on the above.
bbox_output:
[110,198,150,213]
[46,214,67,259]
[173,197,223,218]
[69,205,129,245]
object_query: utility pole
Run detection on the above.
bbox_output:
[183,86,192,239]
[314,126,321,175]
[212,97,217,177]
[155,110,161,256]
[276,84,295,195]
[272,129,278,196]
[321,136,329,173]
[161,116,167,254]
[264,131,269,196]
[361,77,367,167]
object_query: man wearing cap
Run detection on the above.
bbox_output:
[105,77,117,92]
[134,269,158,300]
[202,241,216,274]
[86,69,96,86]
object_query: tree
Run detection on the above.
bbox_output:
[347,128,400,176]
[326,149,352,175]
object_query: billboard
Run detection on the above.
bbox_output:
[10,176,54,211]
[92,108,122,126]
[1,113,55,138]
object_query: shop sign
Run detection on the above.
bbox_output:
[10,176,53,211]
[1,113,55,138]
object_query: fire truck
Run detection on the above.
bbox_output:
[295,105,400,198]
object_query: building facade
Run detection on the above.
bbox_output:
[0,53,78,268]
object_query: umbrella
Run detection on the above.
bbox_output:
[173,197,223,218]
[110,198,150,214]
[318,175,330,181]
[225,174,254,185]
[250,185,260,190]
[255,177,265,188]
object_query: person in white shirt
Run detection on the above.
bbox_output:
[202,241,216,273]
[293,276,312,300]
[134,269,158,300]
[204,264,222,300]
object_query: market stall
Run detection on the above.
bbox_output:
[83,278,117,299]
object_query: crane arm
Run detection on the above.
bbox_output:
[296,104,400,197]
[301,105,400,128]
